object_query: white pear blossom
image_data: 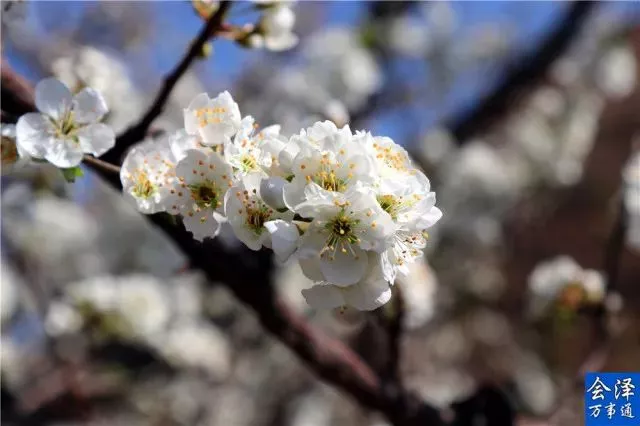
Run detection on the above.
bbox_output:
[163,149,234,241]
[296,185,395,286]
[224,173,297,261]
[375,172,442,280]
[16,78,114,168]
[527,256,606,319]
[1,123,30,175]
[302,252,392,311]
[258,3,298,52]
[224,117,282,177]
[120,136,177,214]
[183,91,242,147]
[283,122,376,210]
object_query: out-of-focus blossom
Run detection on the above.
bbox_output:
[396,258,438,329]
[596,45,637,99]
[1,260,21,324]
[1,123,30,175]
[258,2,298,51]
[1,0,27,27]
[527,256,606,319]
[304,28,382,111]
[624,147,640,251]
[52,47,144,134]
[153,321,231,380]
[16,78,114,168]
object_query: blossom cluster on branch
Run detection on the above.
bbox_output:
[120,90,442,311]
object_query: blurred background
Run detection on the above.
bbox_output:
[2,1,640,425]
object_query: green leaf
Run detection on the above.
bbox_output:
[61,166,84,183]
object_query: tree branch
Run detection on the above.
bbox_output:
[603,196,627,294]
[101,0,232,164]
[1,59,449,426]
[444,1,596,143]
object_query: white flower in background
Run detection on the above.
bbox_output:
[16,78,114,168]
[296,185,395,286]
[64,274,171,340]
[304,28,382,110]
[1,123,30,175]
[596,44,637,99]
[183,91,242,146]
[302,252,392,311]
[258,2,298,51]
[163,150,233,241]
[121,136,177,214]
[45,301,83,336]
[397,259,438,329]
[624,148,640,251]
[115,274,171,337]
[154,321,230,380]
[527,256,606,319]
[1,260,21,324]
[225,173,297,261]
[52,46,145,134]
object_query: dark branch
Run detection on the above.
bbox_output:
[101,1,232,164]
[603,196,627,293]
[445,1,596,142]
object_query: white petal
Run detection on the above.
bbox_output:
[183,210,221,241]
[199,122,233,146]
[260,176,287,210]
[72,87,108,124]
[264,33,299,52]
[417,206,443,229]
[298,257,325,282]
[319,246,368,286]
[302,284,344,310]
[45,138,84,168]
[35,77,72,120]
[76,123,115,156]
[265,219,299,262]
[184,93,210,135]
[342,278,392,311]
[15,113,53,158]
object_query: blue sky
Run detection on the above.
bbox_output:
[6,1,640,144]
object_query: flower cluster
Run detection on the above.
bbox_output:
[121,91,442,311]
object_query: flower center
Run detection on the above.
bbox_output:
[245,202,273,235]
[309,164,348,192]
[52,111,79,139]
[323,211,360,258]
[240,154,259,172]
[557,281,586,310]
[189,180,220,209]
[1,136,19,166]
[377,194,400,220]
[132,172,156,199]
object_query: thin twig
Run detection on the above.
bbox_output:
[82,155,121,175]
[103,1,232,163]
